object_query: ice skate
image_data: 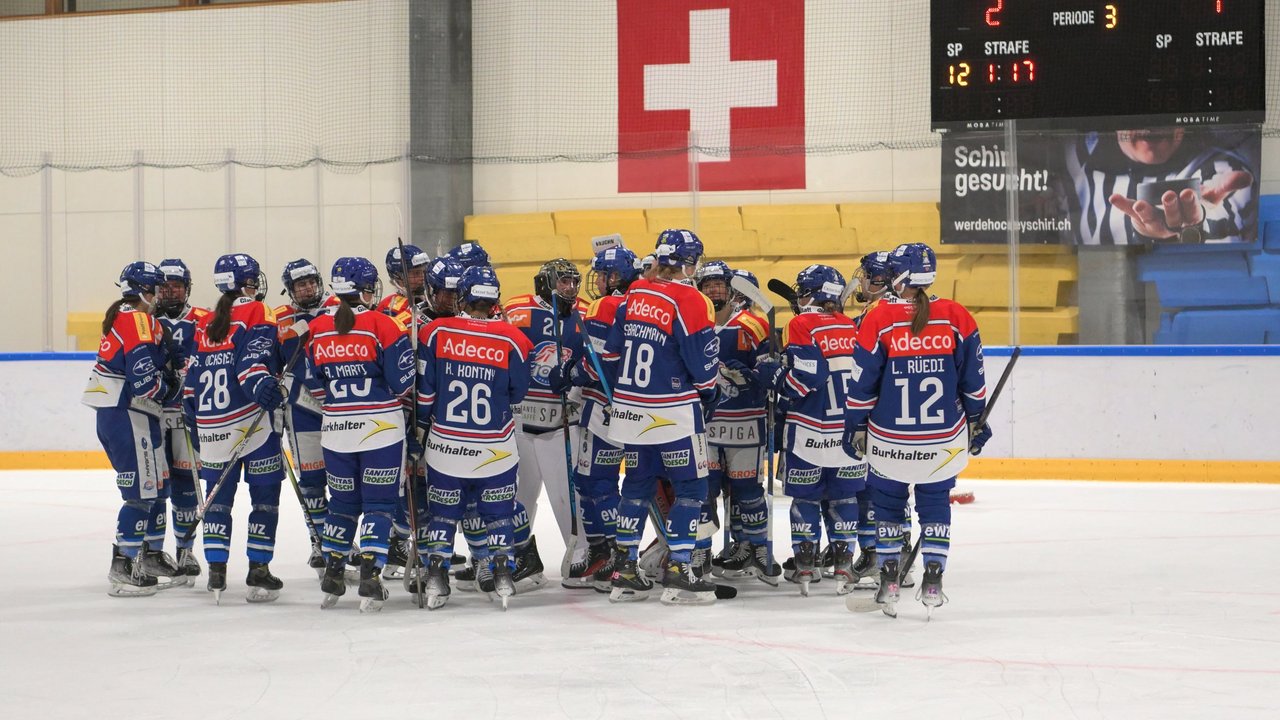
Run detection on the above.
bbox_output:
[609,548,653,603]
[344,550,361,586]
[357,556,389,613]
[899,534,916,588]
[829,541,855,595]
[712,541,752,579]
[491,555,516,610]
[590,539,618,593]
[563,539,612,590]
[476,560,496,600]
[850,546,878,588]
[916,561,947,619]
[659,559,717,606]
[512,537,548,594]
[207,562,227,605]
[787,541,818,596]
[690,547,712,579]
[741,542,781,586]
[820,543,836,579]
[320,554,347,609]
[447,553,467,576]
[846,559,901,614]
[176,547,202,580]
[107,546,158,598]
[307,540,326,579]
[140,542,187,589]
[245,562,282,603]
[453,558,478,592]
[424,556,451,611]
[381,537,408,581]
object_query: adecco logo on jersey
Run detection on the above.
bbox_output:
[440,333,509,366]
[816,331,858,356]
[886,328,955,356]
[313,339,375,363]
[628,295,674,331]
[618,0,805,192]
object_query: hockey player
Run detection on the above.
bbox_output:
[416,265,534,610]
[275,259,339,575]
[152,259,209,583]
[844,243,991,617]
[503,258,588,584]
[556,245,640,589]
[184,253,287,603]
[753,265,864,596]
[601,229,721,605]
[447,241,490,271]
[696,263,778,583]
[83,262,182,597]
[308,257,416,612]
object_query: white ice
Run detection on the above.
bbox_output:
[1,472,1278,720]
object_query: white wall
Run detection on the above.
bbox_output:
[7,352,1277,461]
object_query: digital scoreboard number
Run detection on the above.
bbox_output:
[931,1,1266,130]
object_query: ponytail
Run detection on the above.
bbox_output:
[206,292,238,344]
[335,296,357,334]
[101,298,130,336]
[910,289,931,335]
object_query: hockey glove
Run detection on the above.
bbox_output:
[754,359,786,393]
[545,362,575,393]
[968,421,993,455]
[721,358,757,387]
[253,379,284,412]
[842,425,867,461]
[160,367,183,406]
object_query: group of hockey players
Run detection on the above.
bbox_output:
[84,226,990,617]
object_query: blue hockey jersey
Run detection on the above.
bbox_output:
[707,308,770,448]
[773,310,860,467]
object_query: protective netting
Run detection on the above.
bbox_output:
[1,0,1278,176]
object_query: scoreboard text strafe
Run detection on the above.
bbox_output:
[931,0,1265,130]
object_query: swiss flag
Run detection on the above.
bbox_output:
[618,0,805,193]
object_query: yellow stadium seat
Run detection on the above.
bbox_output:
[491,262,543,300]
[838,202,940,253]
[952,254,1077,309]
[463,213,572,264]
[67,312,101,351]
[971,307,1079,345]
[742,204,859,257]
[552,210,651,261]
[466,212,556,235]
[645,206,760,259]
[935,242,1077,257]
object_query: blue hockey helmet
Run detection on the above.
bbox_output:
[855,251,892,303]
[154,259,192,316]
[385,244,430,284]
[157,259,191,288]
[457,265,502,307]
[654,229,704,268]
[425,256,464,293]
[588,246,640,299]
[887,243,937,290]
[695,260,733,311]
[447,242,490,270]
[280,258,324,309]
[117,261,162,298]
[729,268,760,310]
[793,264,847,308]
[213,253,267,299]
[330,256,382,304]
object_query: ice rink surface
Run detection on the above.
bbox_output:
[1,472,1277,720]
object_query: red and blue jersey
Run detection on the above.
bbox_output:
[183,298,281,461]
[846,296,987,482]
[305,306,414,452]
[503,293,588,432]
[276,295,340,426]
[579,293,626,435]
[602,277,718,445]
[82,305,170,412]
[416,315,533,478]
[774,311,860,466]
[157,305,209,411]
[707,309,770,448]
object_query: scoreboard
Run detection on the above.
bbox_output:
[931,1,1266,130]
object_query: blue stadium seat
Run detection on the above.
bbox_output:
[1259,194,1280,223]
[1248,252,1280,304]
[1137,251,1270,307]
[1264,221,1280,252]
[1158,308,1280,344]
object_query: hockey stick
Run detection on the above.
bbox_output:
[180,319,310,547]
[646,493,737,599]
[281,414,323,554]
[555,307,581,580]
[397,237,426,609]
[766,278,798,307]
[849,345,1022,613]
[731,275,779,578]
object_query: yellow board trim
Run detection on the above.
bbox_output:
[0,452,1277,483]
